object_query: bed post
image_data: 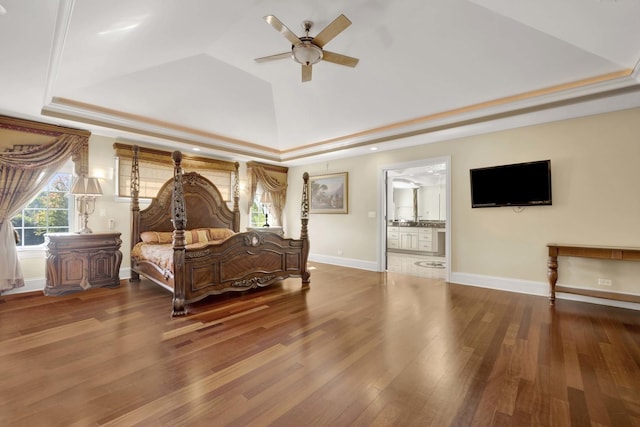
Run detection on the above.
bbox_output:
[171,151,188,316]
[232,162,240,232]
[300,172,310,285]
[129,145,141,283]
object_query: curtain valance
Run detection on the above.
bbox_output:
[247,161,288,226]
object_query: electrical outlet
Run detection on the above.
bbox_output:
[337,250,343,256]
[598,278,612,287]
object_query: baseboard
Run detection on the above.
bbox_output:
[450,272,548,296]
[1,278,46,296]
[120,267,132,280]
[7,264,639,311]
[309,253,378,271]
[450,272,640,311]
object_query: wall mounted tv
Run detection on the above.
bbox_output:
[470,160,552,208]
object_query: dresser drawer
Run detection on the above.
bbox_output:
[419,241,433,251]
[419,229,433,241]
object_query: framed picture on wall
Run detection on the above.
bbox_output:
[309,172,348,214]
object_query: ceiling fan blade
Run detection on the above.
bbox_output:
[264,15,301,46]
[322,51,359,68]
[313,14,352,48]
[302,65,312,82]
[254,52,291,63]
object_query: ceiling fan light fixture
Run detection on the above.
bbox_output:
[257,14,357,81]
[292,41,323,66]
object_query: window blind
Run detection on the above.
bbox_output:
[114,143,236,201]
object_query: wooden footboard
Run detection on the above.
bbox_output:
[180,231,309,302]
[130,146,310,316]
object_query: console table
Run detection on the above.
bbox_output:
[547,243,640,304]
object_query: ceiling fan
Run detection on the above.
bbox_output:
[255,14,359,82]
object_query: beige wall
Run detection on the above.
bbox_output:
[453,109,640,288]
[88,135,131,265]
[15,107,640,300]
[286,107,640,297]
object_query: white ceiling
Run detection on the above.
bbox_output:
[1,0,640,165]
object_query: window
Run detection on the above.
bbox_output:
[113,143,236,202]
[250,185,267,227]
[246,161,288,228]
[11,170,74,247]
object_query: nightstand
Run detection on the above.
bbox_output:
[44,232,123,296]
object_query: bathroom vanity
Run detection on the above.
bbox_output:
[387,221,445,255]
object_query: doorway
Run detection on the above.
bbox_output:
[378,157,451,281]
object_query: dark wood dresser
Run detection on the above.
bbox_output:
[44,232,122,296]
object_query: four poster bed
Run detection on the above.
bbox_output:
[129,147,310,316]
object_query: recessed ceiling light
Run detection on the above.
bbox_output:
[192,147,201,151]
[0,4,7,15]
[369,147,379,151]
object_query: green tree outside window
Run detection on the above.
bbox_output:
[11,173,73,246]
[250,198,266,227]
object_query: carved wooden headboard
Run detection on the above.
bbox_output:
[130,146,240,248]
[138,171,239,233]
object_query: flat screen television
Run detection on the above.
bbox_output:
[470,160,552,208]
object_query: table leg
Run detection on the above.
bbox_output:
[547,255,558,305]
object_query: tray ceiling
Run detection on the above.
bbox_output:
[1,0,639,164]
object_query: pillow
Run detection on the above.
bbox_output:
[208,228,235,241]
[140,231,173,244]
[185,228,210,245]
[140,228,233,244]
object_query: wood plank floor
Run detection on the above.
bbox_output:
[1,262,639,426]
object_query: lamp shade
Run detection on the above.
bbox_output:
[71,176,103,196]
[260,191,273,204]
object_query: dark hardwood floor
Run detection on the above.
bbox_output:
[1,262,639,426]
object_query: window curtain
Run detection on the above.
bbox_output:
[0,132,88,292]
[247,162,288,226]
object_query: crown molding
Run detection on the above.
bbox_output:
[41,70,640,165]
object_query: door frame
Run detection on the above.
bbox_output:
[377,156,451,282]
